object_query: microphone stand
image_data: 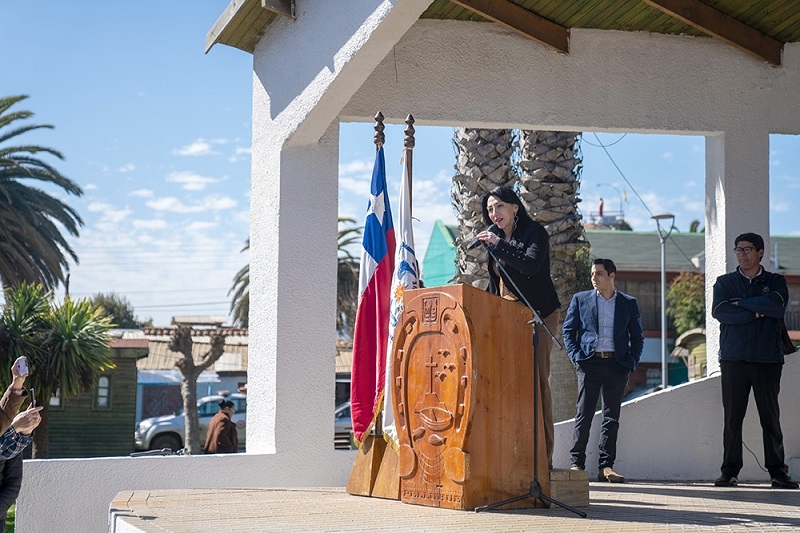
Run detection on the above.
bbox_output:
[474,244,586,518]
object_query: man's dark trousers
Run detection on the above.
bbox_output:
[570,357,630,469]
[721,360,788,478]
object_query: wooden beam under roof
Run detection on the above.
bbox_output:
[449,0,569,54]
[262,0,295,19]
[206,0,295,54]
[642,0,783,66]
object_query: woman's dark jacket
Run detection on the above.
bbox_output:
[487,217,560,319]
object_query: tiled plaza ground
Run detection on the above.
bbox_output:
[110,482,800,532]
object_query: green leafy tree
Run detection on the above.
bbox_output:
[91,292,152,328]
[0,95,83,289]
[0,283,115,457]
[667,272,706,334]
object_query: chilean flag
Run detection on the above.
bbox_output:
[351,145,396,446]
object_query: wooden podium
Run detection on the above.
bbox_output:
[390,284,549,510]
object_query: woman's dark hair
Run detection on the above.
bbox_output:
[218,399,235,410]
[481,185,533,228]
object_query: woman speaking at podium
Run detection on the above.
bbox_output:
[474,185,560,469]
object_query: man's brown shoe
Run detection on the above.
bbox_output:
[598,467,625,483]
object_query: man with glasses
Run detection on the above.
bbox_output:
[712,232,798,489]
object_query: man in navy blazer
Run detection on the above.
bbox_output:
[562,258,644,482]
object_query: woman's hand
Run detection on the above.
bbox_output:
[476,230,501,247]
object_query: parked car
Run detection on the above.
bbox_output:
[623,385,663,403]
[334,401,354,450]
[134,393,247,451]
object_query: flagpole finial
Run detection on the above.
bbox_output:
[404,114,415,150]
[374,112,385,149]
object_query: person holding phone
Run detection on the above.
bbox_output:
[0,358,42,453]
[1,357,31,431]
[0,357,42,523]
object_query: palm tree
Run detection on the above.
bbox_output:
[0,95,83,290]
[518,130,589,423]
[228,240,249,327]
[451,128,517,289]
[227,217,362,336]
[337,217,362,339]
[0,282,115,457]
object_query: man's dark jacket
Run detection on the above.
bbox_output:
[712,267,788,364]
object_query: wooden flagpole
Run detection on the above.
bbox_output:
[346,112,389,497]
[371,114,415,500]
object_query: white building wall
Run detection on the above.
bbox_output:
[554,353,800,481]
[18,451,356,533]
[15,4,800,531]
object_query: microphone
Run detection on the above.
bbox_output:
[467,224,499,250]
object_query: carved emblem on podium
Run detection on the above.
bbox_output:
[391,292,472,509]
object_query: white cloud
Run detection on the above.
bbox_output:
[772,200,791,212]
[118,163,136,173]
[174,139,214,156]
[146,195,237,213]
[662,151,674,162]
[88,202,113,212]
[84,183,98,191]
[339,159,372,175]
[186,221,218,231]
[339,176,369,195]
[173,137,235,157]
[167,171,218,191]
[129,188,155,198]
[132,219,168,230]
[228,146,251,163]
[102,208,133,223]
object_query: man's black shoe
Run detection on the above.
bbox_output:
[771,475,799,489]
[714,475,737,487]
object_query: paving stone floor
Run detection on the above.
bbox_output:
[110,482,800,533]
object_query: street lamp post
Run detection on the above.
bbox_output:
[652,213,675,389]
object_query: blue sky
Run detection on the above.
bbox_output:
[4,2,799,326]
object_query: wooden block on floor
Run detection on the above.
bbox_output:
[549,468,589,507]
[346,435,386,496]
[371,442,400,500]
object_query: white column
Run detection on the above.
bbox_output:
[248,117,340,454]
[704,128,770,376]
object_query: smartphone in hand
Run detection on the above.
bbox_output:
[15,357,29,376]
[29,388,36,407]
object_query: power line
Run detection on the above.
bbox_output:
[135,301,231,309]
[68,287,233,296]
[588,132,701,271]
[583,133,627,148]
[590,132,653,219]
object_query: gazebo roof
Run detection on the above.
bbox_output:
[208,0,800,65]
